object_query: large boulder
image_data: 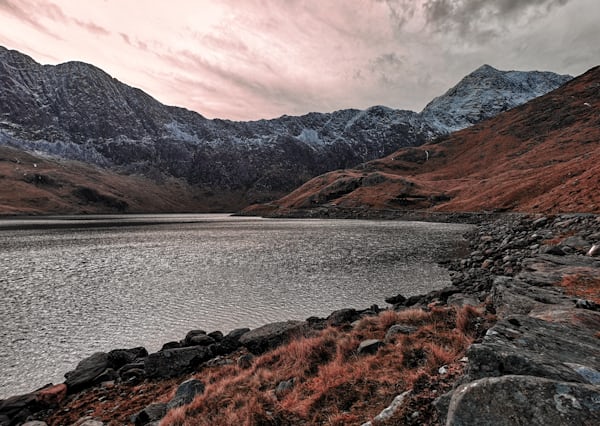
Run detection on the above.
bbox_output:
[239,321,307,354]
[107,347,148,369]
[466,315,600,384]
[144,346,213,379]
[220,328,250,353]
[131,402,167,426]
[445,375,600,425]
[64,352,110,392]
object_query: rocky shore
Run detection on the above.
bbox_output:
[1,213,599,425]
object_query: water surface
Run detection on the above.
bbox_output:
[0,214,471,398]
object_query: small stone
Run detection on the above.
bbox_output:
[167,379,205,410]
[275,378,295,399]
[587,244,599,256]
[438,365,448,375]
[22,422,48,426]
[132,402,167,426]
[237,354,254,369]
[384,324,418,342]
[357,339,384,355]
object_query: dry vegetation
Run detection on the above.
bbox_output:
[557,274,600,304]
[161,305,493,426]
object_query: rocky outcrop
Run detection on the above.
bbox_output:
[445,375,600,426]
[430,214,600,425]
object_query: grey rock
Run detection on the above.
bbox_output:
[64,352,109,392]
[22,422,48,426]
[539,245,565,256]
[220,328,251,353]
[131,402,167,426]
[119,367,145,384]
[239,321,307,354]
[275,378,295,399]
[183,330,207,346]
[107,347,147,370]
[372,391,411,423]
[237,354,254,369]
[466,315,600,384]
[357,339,384,355]
[384,324,418,342]
[167,379,205,410]
[208,331,224,342]
[445,375,600,426]
[144,346,213,379]
[187,334,216,347]
[77,420,104,426]
[560,236,590,252]
[326,308,359,326]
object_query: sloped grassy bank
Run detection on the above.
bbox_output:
[1,214,599,426]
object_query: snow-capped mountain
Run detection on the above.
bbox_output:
[0,46,571,206]
[421,64,572,133]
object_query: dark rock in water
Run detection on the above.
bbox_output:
[357,339,384,355]
[119,368,145,385]
[385,294,406,305]
[160,341,181,351]
[0,393,39,426]
[208,331,224,342]
[107,347,148,370]
[466,315,600,384]
[144,346,213,379]
[239,321,307,354]
[187,334,216,347]
[385,325,418,342]
[167,379,205,410]
[220,328,251,353]
[64,352,109,393]
[131,402,167,426]
[445,375,600,426]
[94,368,118,384]
[326,308,360,326]
[183,330,207,346]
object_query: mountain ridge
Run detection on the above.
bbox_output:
[249,65,600,216]
[0,45,572,212]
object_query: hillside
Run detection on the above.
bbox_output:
[0,46,570,212]
[0,146,232,215]
[251,66,600,216]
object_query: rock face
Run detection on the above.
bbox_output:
[0,46,570,210]
[144,346,213,379]
[446,375,600,426]
[64,352,110,393]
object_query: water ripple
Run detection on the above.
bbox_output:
[0,215,471,397]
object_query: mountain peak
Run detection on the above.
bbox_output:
[420,65,572,133]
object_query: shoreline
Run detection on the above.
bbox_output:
[2,213,599,425]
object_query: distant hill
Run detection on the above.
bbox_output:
[252,66,600,215]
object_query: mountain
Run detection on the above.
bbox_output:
[421,64,573,133]
[250,66,600,216]
[0,46,571,212]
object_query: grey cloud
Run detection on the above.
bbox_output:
[73,19,110,36]
[422,0,572,42]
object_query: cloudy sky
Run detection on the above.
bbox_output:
[0,0,598,120]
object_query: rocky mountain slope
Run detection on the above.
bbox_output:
[0,46,571,212]
[251,65,599,216]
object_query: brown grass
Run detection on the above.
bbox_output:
[162,305,493,425]
[557,274,600,304]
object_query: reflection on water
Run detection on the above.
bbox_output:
[0,214,471,397]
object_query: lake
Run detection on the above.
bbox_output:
[0,214,471,398]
